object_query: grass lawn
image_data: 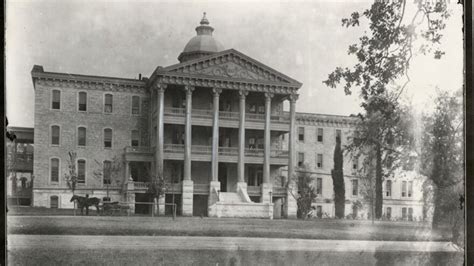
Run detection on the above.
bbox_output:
[8,247,463,266]
[7,211,453,242]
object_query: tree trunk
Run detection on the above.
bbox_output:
[375,145,383,219]
[431,188,442,229]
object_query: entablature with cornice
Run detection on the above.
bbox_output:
[295,112,359,128]
[31,67,146,93]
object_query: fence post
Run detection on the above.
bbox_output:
[173,203,176,220]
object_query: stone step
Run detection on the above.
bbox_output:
[220,192,243,203]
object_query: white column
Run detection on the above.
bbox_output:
[262,92,273,203]
[237,90,248,184]
[182,85,194,216]
[211,88,222,182]
[285,93,298,219]
[156,84,166,178]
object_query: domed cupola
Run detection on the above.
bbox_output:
[178,13,224,63]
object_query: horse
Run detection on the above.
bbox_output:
[70,195,101,215]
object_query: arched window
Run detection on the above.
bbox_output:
[78,92,87,111]
[52,90,61,109]
[104,128,112,148]
[78,127,86,146]
[132,96,140,114]
[50,196,59,208]
[77,159,86,184]
[51,158,59,182]
[104,94,113,113]
[51,125,60,145]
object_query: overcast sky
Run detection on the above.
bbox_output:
[6,0,463,127]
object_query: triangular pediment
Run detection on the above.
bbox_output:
[160,49,301,86]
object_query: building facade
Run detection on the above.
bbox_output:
[29,14,426,220]
[31,15,300,219]
[292,113,426,221]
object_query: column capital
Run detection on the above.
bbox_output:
[238,90,249,99]
[156,83,167,92]
[264,92,274,100]
[184,85,195,95]
[288,93,299,103]
[212,88,222,96]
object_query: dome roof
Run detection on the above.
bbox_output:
[183,35,224,54]
[178,13,224,62]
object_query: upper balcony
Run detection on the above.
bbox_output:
[8,153,34,172]
[124,145,288,165]
[163,107,290,131]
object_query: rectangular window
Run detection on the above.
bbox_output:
[104,94,113,113]
[408,208,413,221]
[77,160,86,184]
[78,127,86,146]
[317,128,323,142]
[257,138,264,149]
[51,158,59,182]
[104,129,112,148]
[298,152,304,166]
[402,207,407,220]
[352,158,358,171]
[51,126,60,145]
[402,181,407,197]
[317,154,323,168]
[131,130,140,147]
[316,178,323,195]
[298,127,305,142]
[386,207,392,219]
[408,181,413,197]
[257,105,265,114]
[352,179,358,196]
[336,129,342,142]
[386,180,392,197]
[132,96,140,115]
[78,92,87,111]
[103,161,111,185]
[52,90,60,109]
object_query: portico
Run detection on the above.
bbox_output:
[124,14,301,218]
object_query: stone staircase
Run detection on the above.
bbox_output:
[208,189,274,219]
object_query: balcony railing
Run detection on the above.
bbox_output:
[246,113,265,121]
[245,148,264,157]
[164,107,185,115]
[12,153,34,162]
[220,111,239,120]
[192,109,213,118]
[124,146,154,154]
[191,145,211,155]
[271,149,289,158]
[247,186,261,195]
[218,147,239,156]
[163,144,287,159]
[163,144,184,153]
[163,108,288,123]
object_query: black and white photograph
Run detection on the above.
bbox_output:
[5,0,466,264]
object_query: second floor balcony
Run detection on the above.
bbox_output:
[162,107,290,131]
[124,145,288,165]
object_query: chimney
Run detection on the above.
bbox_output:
[138,73,142,80]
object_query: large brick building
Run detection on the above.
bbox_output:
[29,14,426,220]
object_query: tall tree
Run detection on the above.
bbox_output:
[324,1,449,219]
[420,90,463,244]
[331,136,345,218]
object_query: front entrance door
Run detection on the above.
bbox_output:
[218,163,227,192]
